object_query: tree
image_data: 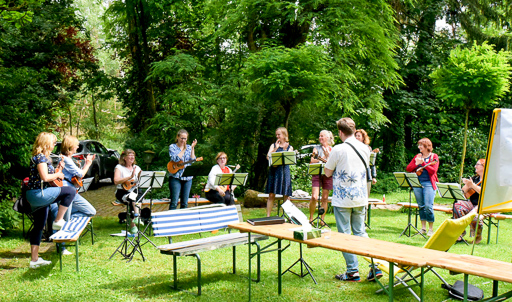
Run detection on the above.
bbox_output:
[430,42,511,180]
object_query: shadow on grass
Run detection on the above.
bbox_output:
[100,270,245,298]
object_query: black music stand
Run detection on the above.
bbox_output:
[394,172,427,239]
[109,186,154,262]
[308,163,328,229]
[139,171,165,234]
[281,200,317,284]
[214,172,249,205]
[437,182,469,245]
[269,151,297,216]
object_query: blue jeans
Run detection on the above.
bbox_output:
[333,206,367,273]
[168,177,192,210]
[412,181,435,223]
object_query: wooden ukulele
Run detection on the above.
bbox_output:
[415,159,438,176]
[219,164,240,192]
[71,176,83,188]
[464,179,482,199]
[167,157,203,174]
[122,169,141,191]
[312,153,327,163]
[49,156,64,187]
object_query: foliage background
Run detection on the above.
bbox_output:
[2,0,512,234]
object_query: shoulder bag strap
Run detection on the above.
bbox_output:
[345,142,369,169]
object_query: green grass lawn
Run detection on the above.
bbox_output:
[1,192,511,302]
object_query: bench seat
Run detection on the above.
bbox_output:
[50,216,92,272]
[397,202,453,213]
[152,205,267,295]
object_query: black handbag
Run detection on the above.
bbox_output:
[442,280,484,301]
[13,178,32,214]
[345,142,372,182]
[13,194,32,214]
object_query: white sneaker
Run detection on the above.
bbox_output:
[52,219,66,230]
[427,229,434,237]
[29,257,51,269]
[62,249,72,255]
[132,217,144,226]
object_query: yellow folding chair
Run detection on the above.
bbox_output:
[365,212,477,301]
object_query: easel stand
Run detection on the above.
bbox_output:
[269,151,296,217]
[281,200,317,284]
[394,172,427,239]
[308,163,327,229]
[437,183,469,245]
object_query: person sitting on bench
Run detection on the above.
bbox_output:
[205,152,237,206]
[454,158,485,244]
[114,149,142,234]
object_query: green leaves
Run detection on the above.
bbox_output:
[430,42,512,109]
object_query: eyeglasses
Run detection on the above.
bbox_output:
[218,157,227,160]
[475,163,483,166]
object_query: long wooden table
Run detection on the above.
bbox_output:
[228,222,450,301]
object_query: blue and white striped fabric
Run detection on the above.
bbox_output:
[152,205,240,237]
[50,217,90,241]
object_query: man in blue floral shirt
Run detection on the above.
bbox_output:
[325,117,380,282]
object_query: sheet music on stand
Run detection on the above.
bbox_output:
[214,173,249,187]
[308,163,325,175]
[370,152,377,166]
[77,177,94,194]
[269,151,297,167]
[139,171,166,189]
[393,172,422,188]
[437,183,466,200]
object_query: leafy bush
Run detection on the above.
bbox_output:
[0,197,20,237]
[290,163,312,194]
[371,172,407,194]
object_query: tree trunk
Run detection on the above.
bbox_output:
[138,0,156,119]
[92,93,99,140]
[459,108,470,182]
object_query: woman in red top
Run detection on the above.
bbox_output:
[406,138,439,236]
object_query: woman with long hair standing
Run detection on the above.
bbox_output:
[25,132,76,268]
[168,129,197,210]
[308,130,334,225]
[266,127,293,217]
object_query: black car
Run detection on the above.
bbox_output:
[51,140,119,188]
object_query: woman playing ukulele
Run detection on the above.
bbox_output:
[168,129,197,210]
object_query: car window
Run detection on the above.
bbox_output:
[87,142,97,153]
[77,143,84,153]
[53,143,61,154]
[95,142,108,154]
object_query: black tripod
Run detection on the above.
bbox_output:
[281,202,317,284]
[109,187,156,262]
[308,163,328,229]
[269,151,296,217]
[394,172,427,239]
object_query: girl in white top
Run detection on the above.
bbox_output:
[114,149,142,233]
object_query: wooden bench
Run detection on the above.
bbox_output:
[49,216,92,272]
[483,213,512,244]
[111,197,237,208]
[397,202,453,214]
[151,204,267,295]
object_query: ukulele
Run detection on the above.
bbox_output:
[312,153,327,163]
[49,156,64,187]
[415,159,438,176]
[219,164,240,192]
[464,179,482,199]
[122,169,141,191]
[167,157,203,174]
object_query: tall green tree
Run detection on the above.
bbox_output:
[430,42,511,180]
